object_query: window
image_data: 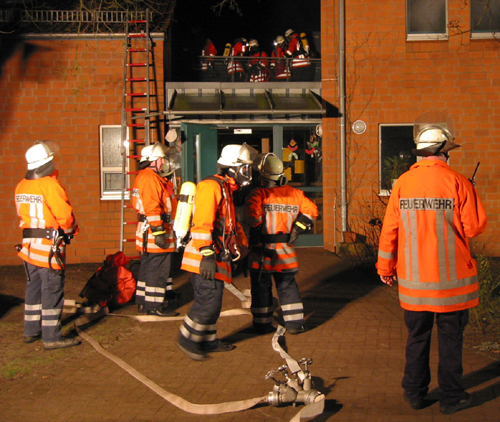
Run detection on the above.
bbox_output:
[379,125,416,195]
[471,0,500,39]
[407,0,448,40]
[100,125,129,200]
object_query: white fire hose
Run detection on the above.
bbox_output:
[67,301,325,421]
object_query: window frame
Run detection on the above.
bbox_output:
[379,123,416,196]
[406,0,449,41]
[470,0,500,39]
[99,125,130,201]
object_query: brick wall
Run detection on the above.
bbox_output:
[1,37,164,265]
[321,0,500,256]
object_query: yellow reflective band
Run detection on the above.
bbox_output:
[296,222,307,230]
[200,249,215,257]
[152,231,166,236]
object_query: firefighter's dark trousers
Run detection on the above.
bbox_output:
[402,309,469,406]
[24,262,65,342]
[135,252,172,311]
[178,273,224,353]
[250,270,304,330]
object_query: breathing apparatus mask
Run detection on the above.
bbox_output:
[217,143,258,187]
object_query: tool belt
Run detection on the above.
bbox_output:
[262,233,290,244]
[23,228,62,240]
[138,213,170,223]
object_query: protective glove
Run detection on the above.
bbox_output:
[199,247,216,280]
[288,214,313,246]
[151,225,168,249]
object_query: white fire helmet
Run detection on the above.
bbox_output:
[285,29,295,38]
[26,141,57,170]
[140,142,167,162]
[217,143,258,166]
[275,35,285,45]
[412,111,460,156]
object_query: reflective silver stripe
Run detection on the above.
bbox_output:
[191,232,213,240]
[398,275,478,291]
[282,303,303,312]
[284,313,304,322]
[25,315,41,321]
[182,257,200,268]
[25,304,42,311]
[251,306,272,313]
[42,309,62,316]
[436,209,447,282]
[205,333,218,341]
[135,291,145,297]
[136,281,146,288]
[145,286,165,294]
[399,290,478,307]
[409,210,419,282]
[148,215,161,222]
[446,209,457,281]
[180,324,204,343]
[378,249,394,260]
[42,320,60,327]
[184,315,216,332]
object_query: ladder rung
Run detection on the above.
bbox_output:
[123,221,138,225]
[128,255,141,260]
[129,20,147,24]
[125,93,147,97]
[125,108,147,112]
[124,204,134,208]
[127,139,145,143]
[123,238,137,242]
[127,171,140,175]
[127,155,141,159]
[129,48,147,52]
[127,123,145,128]
[127,63,147,67]
[128,34,147,38]
[126,78,147,82]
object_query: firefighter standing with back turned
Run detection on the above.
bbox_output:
[132,142,179,317]
[177,143,257,361]
[376,112,487,415]
[245,153,319,334]
[14,141,80,350]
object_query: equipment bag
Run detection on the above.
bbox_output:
[79,251,136,308]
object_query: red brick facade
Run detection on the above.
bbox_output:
[321,0,500,256]
[1,38,164,265]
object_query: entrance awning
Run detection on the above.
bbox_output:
[164,82,325,120]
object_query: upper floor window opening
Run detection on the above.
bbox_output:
[471,0,500,39]
[407,0,448,41]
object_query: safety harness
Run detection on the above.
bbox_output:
[22,228,73,274]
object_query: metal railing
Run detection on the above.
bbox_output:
[196,56,321,83]
[0,10,152,23]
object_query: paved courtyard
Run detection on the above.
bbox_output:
[1,248,499,421]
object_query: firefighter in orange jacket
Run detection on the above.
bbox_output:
[376,114,487,415]
[245,153,319,334]
[271,35,291,81]
[132,142,178,317]
[177,143,257,361]
[14,141,80,350]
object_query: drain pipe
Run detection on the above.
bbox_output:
[339,0,347,240]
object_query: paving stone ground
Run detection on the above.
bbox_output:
[1,248,499,422]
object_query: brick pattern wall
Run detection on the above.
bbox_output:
[1,38,164,265]
[321,0,500,255]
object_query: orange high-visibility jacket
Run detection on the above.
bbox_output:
[245,184,319,272]
[15,170,78,269]
[376,159,487,313]
[181,175,248,284]
[132,167,177,253]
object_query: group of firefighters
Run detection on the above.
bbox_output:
[201,28,313,82]
[14,111,487,414]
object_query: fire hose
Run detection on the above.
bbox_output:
[72,309,325,420]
